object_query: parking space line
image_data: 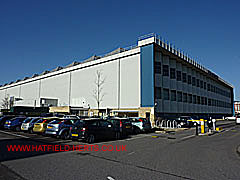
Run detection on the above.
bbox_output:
[180,135,195,141]
[0,130,30,139]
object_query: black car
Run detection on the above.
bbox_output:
[106,117,133,139]
[0,116,15,129]
[70,119,115,143]
[176,116,195,128]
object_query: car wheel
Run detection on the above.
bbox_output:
[134,127,141,134]
[115,132,121,140]
[15,126,20,132]
[61,131,69,140]
[177,124,182,128]
[87,134,95,144]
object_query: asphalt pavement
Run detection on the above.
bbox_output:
[0,120,239,180]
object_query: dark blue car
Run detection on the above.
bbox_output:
[4,117,26,131]
[0,116,15,129]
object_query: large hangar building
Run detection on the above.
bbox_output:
[0,33,234,121]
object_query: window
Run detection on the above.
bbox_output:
[193,95,197,104]
[200,80,203,88]
[163,88,169,100]
[212,99,216,106]
[155,87,161,99]
[204,82,206,90]
[154,62,161,74]
[188,75,192,84]
[196,79,200,87]
[177,91,182,102]
[207,84,210,91]
[177,71,181,81]
[197,96,200,104]
[188,94,192,103]
[183,93,187,103]
[171,90,176,101]
[192,77,196,86]
[211,85,214,92]
[182,73,187,83]
[163,65,169,76]
[170,68,176,79]
[201,97,204,105]
[208,99,212,106]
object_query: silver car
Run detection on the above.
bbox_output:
[21,117,41,132]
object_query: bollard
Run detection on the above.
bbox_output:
[195,123,199,136]
[200,119,205,134]
[212,119,216,131]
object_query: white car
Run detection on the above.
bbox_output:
[236,115,240,125]
[129,117,151,133]
[225,116,236,121]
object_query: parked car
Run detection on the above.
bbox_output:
[236,115,240,125]
[21,117,41,133]
[33,117,59,134]
[70,119,115,143]
[4,117,27,131]
[175,116,195,128]
[129,117,151,133]
[0,116,15,129]
[106,117,133,139]
[45,118,78,139]
[225,116,236,121]
[63,115,80,119]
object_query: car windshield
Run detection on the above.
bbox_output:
[36,118,45,123]
[49,120,64,124]
[30,118,40,123]
[23,117,33,123]
[74,120,84,126]
[130,118,147,122]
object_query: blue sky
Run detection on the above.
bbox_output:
[0,0,239,100]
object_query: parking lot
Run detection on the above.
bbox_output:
[0,120,239,180]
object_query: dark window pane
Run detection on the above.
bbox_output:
[155,87,161,99]
[182,73,187,83]
[170,68,176,79]
[196,79,200,87]
[163,65,169,76]
[193,95,197,104]
[192,77,196,86]
[200,80,203,88]
[188,94,192,103]
[154,62,161,74]
[208,99,212,106]
[163,88,169,100]
[176,71,181,81]
[183,93,187,103]
[188,75,192,84]
[207,84,210,91]
[201,97,204,105]
[171,90,176,101]
[197,96,200,104]
[177,91,182,102]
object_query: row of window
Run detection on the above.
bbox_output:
[154,63,231,98]
[155,87,231,108]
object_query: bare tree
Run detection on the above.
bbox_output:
[1,95,10,109]
[93,70,106,116]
